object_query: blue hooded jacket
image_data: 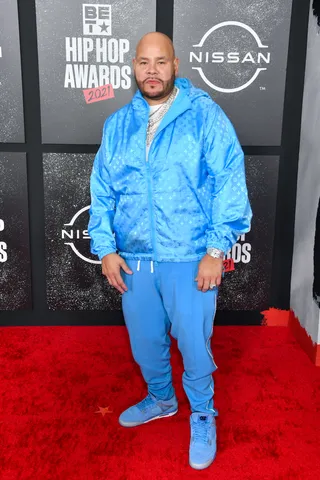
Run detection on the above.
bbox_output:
[88,78,252,262]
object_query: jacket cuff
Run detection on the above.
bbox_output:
[97,247,117,261]
[206,238,230,255]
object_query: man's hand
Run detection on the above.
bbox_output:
[101,253,133,294]
[195,254,224,292]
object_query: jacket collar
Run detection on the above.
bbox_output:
[131,78,193,131]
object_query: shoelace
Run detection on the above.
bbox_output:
[137,394,155,411]
[192,420,210,444]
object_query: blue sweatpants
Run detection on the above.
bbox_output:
[121,258,218,416]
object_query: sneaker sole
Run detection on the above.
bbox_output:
[119,408,178,427]
[189,453,216,470]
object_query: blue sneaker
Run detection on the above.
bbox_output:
[119,392,178,427]
[189,413,217,470]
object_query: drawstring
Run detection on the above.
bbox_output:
[136,260,154,273]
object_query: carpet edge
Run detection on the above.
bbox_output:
[261,308,320,366]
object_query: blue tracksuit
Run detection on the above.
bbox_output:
[121,259,219,414]
[88,78,252,413]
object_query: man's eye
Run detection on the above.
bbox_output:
[140,61,147,65]
[158,61,165,64]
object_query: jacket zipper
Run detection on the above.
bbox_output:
[143,94,188,262]
[145,134,158,262]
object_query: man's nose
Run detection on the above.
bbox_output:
[147,63,158,74]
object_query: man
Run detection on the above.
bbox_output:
[88,32,252,470]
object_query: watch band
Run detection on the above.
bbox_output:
[206,247,224,259]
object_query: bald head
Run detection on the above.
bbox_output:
[135,32,175,59]
[133,32,179,105]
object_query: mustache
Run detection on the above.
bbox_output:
[144,78,163,83]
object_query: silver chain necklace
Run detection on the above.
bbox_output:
[146,86,178,147]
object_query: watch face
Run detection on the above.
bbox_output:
[208,249,224,258]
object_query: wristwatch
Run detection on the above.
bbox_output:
[206,247,224,259]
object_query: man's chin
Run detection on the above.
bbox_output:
[142,89,165,99]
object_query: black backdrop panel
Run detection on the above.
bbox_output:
[173,0,293,146]
[36,0,156,144]
[43,153,278,311]
[43,153,122,310]
[218,156,279,311]
[0,153,31,309]
[0,0,24,142]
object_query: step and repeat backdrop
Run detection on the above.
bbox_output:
[173,0,292,146]
[42,153,278,311]
[36,0,155,144]
[0,153,31,309]
[1,0,295,316]
[0,0,24,142]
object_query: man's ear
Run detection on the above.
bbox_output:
[174,57,180,75]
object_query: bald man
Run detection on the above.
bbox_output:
[88,32,252,470]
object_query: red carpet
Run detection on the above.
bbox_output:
[0,325,320,479]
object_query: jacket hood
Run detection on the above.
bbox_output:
[174,77,212,102]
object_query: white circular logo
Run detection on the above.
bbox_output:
[190,21,271,93]
[62,205,101,264]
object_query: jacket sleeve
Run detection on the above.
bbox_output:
[88,120,117,260]
[204,104,252,254]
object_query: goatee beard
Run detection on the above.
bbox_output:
[135,74,176,101]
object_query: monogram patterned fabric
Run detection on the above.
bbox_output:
[88,78,252,262]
